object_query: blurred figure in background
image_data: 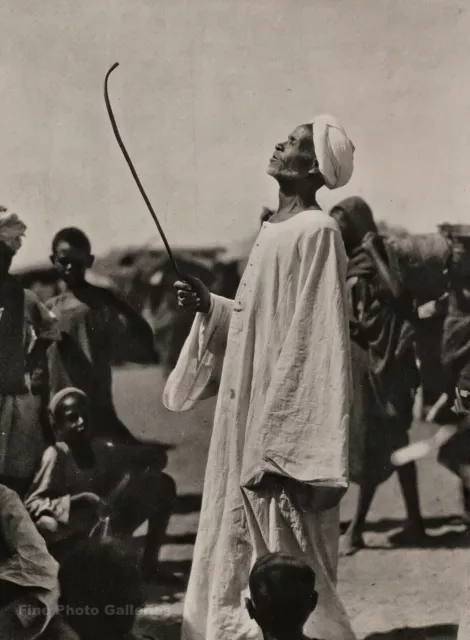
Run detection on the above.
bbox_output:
[0,209,60,497]
[330,197,426,556]
[426,233,470,525]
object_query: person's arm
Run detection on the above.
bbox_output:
[173,274,234,353]
[24,448,71,527]
[361,232,403,300]
[163,287,234,411]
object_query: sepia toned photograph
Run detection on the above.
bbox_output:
[0,1,469,639]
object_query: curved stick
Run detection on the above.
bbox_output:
[104,63,181,279]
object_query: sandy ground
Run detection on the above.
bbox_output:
[113,366,469,640]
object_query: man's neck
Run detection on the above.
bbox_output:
[270,181,320,224]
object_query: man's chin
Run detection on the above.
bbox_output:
[266,163,279,177]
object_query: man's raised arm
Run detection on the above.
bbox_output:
[163,276,233,411]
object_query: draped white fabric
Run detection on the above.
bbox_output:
[164,210,355,640]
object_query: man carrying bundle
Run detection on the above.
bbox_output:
[164,116,356,640]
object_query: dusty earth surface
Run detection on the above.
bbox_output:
[113,366,468,640]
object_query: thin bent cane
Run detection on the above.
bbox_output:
[104,63,182,280]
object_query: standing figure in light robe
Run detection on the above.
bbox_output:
[163,115,356,640]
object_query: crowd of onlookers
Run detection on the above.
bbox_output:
[2,199,470,639]
[0,211,180,639]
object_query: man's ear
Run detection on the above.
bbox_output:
[49,254,55,266]
[245,598,255,620]
[87,254,95,269]
[308,157,321,176]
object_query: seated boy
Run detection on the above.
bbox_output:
[24,388,177,583]
[46,226,157,443]
[246,553,320,640]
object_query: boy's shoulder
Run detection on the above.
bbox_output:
[46,284,119,315]
[42,442,69,463]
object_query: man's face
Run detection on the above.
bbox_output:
[267,125,316,181]
[53,394,89,444]
[51,241,93,287]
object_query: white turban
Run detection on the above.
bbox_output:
[311,115,355,190]
[0,210,27,254]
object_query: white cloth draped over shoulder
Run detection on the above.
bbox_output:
[163,210,355,640]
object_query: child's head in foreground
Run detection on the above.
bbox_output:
[50,226,94,288]
[49,387,95,469]
[246,553,318,638]
[59,538,144,640]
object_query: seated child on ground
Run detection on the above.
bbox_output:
[246,553,320,640]
[24,388,177,582]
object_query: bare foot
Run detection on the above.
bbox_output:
[339,533,365,557]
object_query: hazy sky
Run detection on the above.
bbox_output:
[1,0,469,269]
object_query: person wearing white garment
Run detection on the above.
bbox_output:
[164,116,356,640]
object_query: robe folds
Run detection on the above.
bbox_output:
[164,210,356,640]
[0,484,59,637]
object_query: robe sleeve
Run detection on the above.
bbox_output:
[243,226,352,501]
[162,293,234,411]
[24,447,71,526]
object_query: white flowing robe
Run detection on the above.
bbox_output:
[164,210,356,640]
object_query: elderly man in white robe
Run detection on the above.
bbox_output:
[164,115,356,640]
